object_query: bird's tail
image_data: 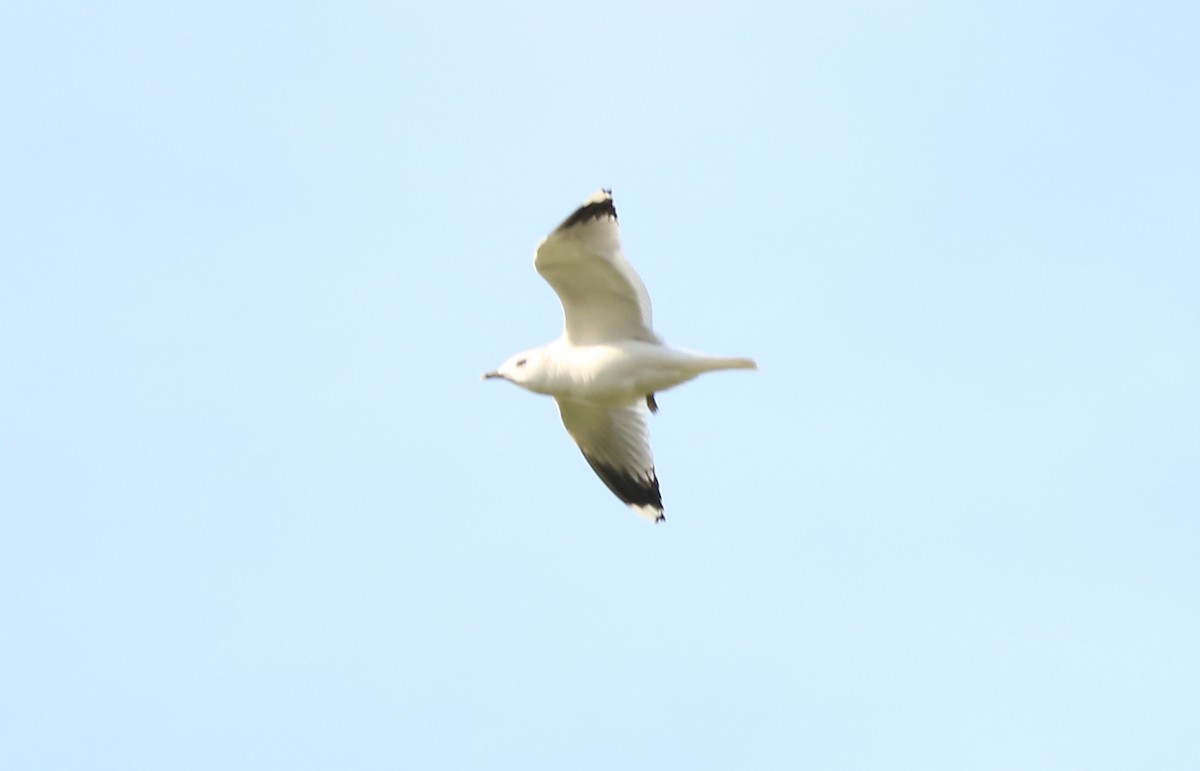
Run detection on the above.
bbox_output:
[696,355,758,373]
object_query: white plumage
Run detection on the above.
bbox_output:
[484,189,756,522]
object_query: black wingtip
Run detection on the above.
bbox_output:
[580,452,662,512]
[557,189,617,230]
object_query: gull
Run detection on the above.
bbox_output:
[483,189,756,522]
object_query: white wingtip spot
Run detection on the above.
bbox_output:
[632,504,665,523]
[584,188,613,205]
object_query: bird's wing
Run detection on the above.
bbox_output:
[534,189,659,345]
[556,398,663,522]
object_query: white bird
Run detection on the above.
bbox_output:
[484,189,756,522]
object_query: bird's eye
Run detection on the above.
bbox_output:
[516,358,527,367]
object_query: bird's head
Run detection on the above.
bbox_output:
[482,348,550,391]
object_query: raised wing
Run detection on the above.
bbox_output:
[534,189,659,345]
[556,398,663,522]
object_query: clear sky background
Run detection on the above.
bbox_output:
[2,1,1198,769]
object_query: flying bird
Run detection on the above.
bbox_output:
[483,189,756,522]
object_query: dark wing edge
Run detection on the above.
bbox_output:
[579,451,664,522]
[555,189,616,231]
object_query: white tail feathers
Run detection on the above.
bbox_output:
[701,356,758,372]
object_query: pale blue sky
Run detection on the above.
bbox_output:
[2,1,1198,768]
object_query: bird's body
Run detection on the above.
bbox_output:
[484,190,756,522]
[500,338,754,405]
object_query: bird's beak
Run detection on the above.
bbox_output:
[482,371,503,380]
